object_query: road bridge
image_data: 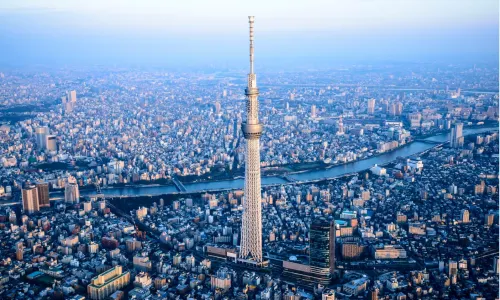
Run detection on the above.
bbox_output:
[172,177,187,192]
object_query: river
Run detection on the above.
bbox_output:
[54,126,497,199]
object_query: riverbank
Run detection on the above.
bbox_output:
[46,125,497,200]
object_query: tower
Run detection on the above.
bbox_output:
[215,101,221,114]
[450,123,464,148]
[239,16,264,264]
[35,126,50,150]
[65,176,80,204]
[22,185,39,214]
[36,182,50,208]
[46,135,57,151]
[67,90,77,103]
[309,219,335,278]
[367,98,375,114]
[311,105,317,118]
[460,209,470,223]
[337,116,344,135]
[16,242,24,261]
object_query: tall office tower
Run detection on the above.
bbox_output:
[45,135,57,151]
[22,185,40,214]
[309,219,335,278]
[460,209,470,223]
[337,116,344,135]
[448,260,458,277]
[65,176,80,204]
[67,90,77,103]
[36,182,50,208]
[311,105,317,118]
[367,98,376,114]
[381,99,389,113]
[395,101,403,115]
[239,16,264,264]
[450,123,464,148]
[35,126,50,150]
[485,213,495,227]
[215,101,221,114]
[389,103,396,116]
[16,242,24,261]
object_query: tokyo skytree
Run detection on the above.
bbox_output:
[239,16,264,263]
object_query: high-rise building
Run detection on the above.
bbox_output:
[367,98,375,114]
[214,101,221,114]
[390,101,403,116]
[450,123,464,148]
[22,185,39,214]
[35,126,50,150]
[16,242,24,261]
[67,90,77,103]
[239,16,265,265]
[309,219,335,277]
[211,267,232,291]
[485,213,495,227]
[62,91,77,113]
[461,209,470,223]
[395,101,403,115]
[87,265,130,300]
[64,101,73,113]
[448,260,458,277]
[337,116,344,135]
[311,105,317,118]
[45,135,57,151]
[389,103,396,116]
[65,176,80,203]
[36,182,50,208]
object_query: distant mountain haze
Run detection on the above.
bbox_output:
[0,0,498,68]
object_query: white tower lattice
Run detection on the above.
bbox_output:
[239,16,264,263]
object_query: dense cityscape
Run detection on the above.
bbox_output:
[0,4,499,300]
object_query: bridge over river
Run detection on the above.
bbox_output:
[47,126,497,200]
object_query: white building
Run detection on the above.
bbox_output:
[407,158,424,171]
[370,164,387,176]
[64,176,80,203]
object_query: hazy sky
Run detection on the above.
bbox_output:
[0,0,498,68]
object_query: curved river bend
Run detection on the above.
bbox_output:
[56,127,496,199]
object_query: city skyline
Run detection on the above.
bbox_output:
[0,5,498,300]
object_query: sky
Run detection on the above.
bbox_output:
[0,0,498,69]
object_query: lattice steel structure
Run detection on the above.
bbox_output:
[239,16,264,263]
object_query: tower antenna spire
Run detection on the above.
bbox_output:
[249,16,254,74]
